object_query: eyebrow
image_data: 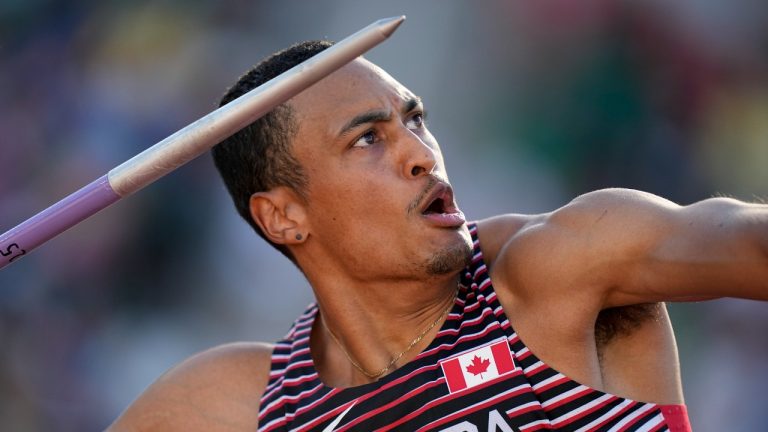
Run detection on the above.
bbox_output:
[337,96,423,138]
[403,96,421,114]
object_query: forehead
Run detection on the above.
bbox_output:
[290,58,416,134]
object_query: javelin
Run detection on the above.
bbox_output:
[0,16,405,270]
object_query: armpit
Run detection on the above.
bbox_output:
[595,302,663,348]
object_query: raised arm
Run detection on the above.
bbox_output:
[567,189,767,306]
[490,189,768,310]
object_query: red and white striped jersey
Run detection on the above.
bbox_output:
[257,222,692,431]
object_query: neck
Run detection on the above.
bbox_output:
[308,274,460,387]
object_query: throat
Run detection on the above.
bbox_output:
[311,282,459,387]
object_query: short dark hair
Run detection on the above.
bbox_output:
[211,40,333,262]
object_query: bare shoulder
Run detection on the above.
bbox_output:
[522,188,680,247]
[471,188,659,264]
[472,188,667,260]
[479,189,677,301]
[475,213,542,268]
[553,188,678,224]
[108,341,274,432]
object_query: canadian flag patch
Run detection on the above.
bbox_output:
[439,340,516,394]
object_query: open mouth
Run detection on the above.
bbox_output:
[423,196,448,215]
[419,183,466,227]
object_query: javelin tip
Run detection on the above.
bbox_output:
[376,15,406,38]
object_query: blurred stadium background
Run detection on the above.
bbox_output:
[1,0,767,430]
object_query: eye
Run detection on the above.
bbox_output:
[405,112,425,130]
[352,130,378,148]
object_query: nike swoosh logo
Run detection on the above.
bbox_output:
[321,401,357,432]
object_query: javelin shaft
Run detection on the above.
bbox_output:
[0,16,405,270]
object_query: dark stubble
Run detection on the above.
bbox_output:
[425,229,474,275]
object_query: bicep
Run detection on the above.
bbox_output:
[562,189,768,307]
[622,196,768,304]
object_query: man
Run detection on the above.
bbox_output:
[110,41,768,431]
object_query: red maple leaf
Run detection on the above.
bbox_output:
[465,355,491,378]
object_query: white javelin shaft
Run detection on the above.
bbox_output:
[108,15,406,196]
[0,16,405,269]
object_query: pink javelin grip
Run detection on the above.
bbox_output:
[0,16,405,269]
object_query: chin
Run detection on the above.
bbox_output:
[425,228,474,275]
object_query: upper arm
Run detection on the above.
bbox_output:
[107,342,273,432]
[544,189,768,307]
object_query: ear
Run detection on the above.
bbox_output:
[249,187,308,245]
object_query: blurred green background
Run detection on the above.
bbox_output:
[1,1,767,430]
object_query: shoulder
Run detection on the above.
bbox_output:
[475,213,542,268]
[553,188,677,223]
[476,189,675,298]
[476,189,673,248]
[108,341,274,432]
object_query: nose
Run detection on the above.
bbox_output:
[402,131,438,179]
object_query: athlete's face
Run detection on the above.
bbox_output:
[290,59,472,280]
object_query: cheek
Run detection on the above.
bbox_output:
[308,174,405,232]
[309,173,376,216]
[321,180,395,217]
[302,147,411,230]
